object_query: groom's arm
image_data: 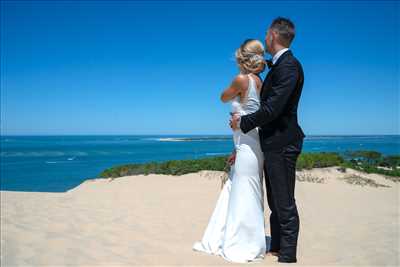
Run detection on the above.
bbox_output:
[239,62,298,134]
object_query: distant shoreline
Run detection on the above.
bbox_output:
[2,134,400,137]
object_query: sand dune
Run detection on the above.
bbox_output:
[1,168,399,266]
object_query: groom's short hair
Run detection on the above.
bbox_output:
[270,17,295,47]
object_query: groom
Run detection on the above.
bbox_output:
[230,17,305,263]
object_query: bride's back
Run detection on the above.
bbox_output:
[231,74,261,116]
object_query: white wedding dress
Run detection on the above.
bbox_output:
[192,74,266,263]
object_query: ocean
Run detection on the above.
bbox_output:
[1,135,399,192]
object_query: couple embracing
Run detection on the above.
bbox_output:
[193,17,305,264]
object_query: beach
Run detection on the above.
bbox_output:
[1,168,399,266]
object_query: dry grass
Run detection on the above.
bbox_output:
[296,173,326,183]
[340,174,390,188]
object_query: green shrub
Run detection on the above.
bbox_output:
[345,150,382,164]
[296,152,344,170]
[378,155,400,168]
[97,151,399,181]
[99,156,229,178]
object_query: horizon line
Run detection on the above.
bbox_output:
[1,133,400,137]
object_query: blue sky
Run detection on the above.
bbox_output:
[1,1,399,135]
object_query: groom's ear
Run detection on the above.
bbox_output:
[271,29,279,40]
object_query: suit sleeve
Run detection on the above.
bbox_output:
[239,62,299,134]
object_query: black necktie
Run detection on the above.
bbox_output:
[265,59,273,69]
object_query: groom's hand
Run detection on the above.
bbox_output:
[229,113,241,130]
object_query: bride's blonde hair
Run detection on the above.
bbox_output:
[235,39,265,74]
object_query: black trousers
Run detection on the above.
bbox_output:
[264,138,303,262]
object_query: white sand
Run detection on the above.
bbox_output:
[1,168,399,266]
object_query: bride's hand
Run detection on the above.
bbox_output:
[227,151,236,165]
[229,113,241,130]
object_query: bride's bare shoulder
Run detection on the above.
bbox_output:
[220,74,249,102]
[231,74,249,91]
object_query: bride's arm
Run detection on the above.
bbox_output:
[220,74,248,102]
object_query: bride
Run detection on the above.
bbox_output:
[192,39,267,263]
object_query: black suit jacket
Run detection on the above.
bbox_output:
[240,50,305,151]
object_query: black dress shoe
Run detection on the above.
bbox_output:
[267,247,280,253]
[278,256,297,263]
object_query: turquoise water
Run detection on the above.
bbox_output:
[1,135,399,192]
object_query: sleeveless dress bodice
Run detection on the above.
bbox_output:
[231,75,260,115]
[231,75,260,149]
